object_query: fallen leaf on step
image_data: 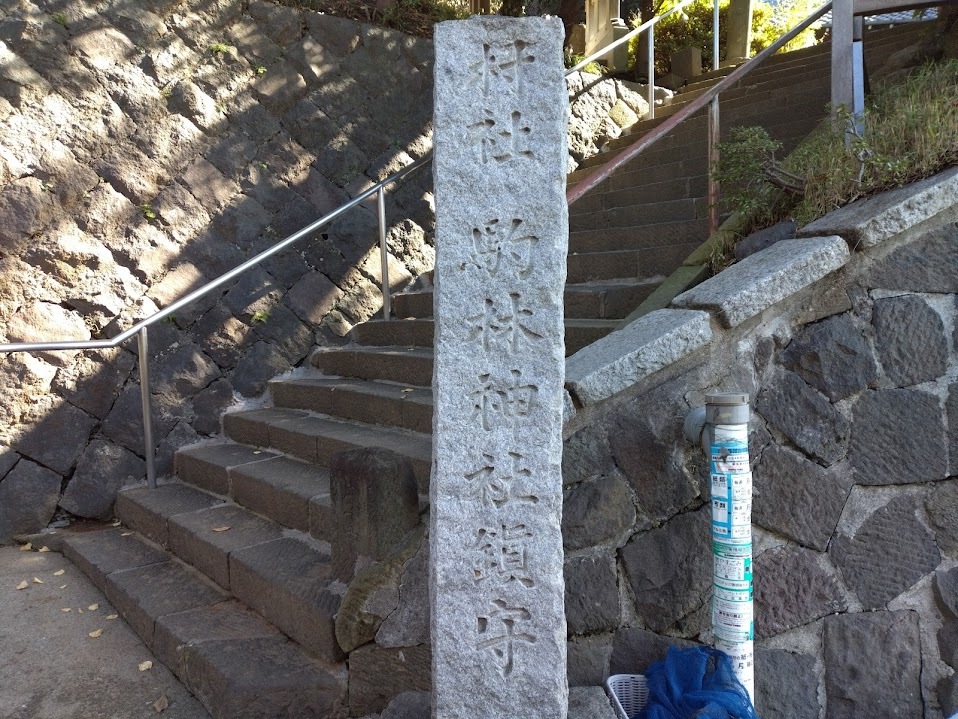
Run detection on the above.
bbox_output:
[59,584,67,589]
[106,614,119,620]
[16,581,28,590]
[153,694,169,712]
[211,526,230,532]
[88,604,99,611]
[138,660,153,672]
[19,543,31,551]
[402,388,414,392]
[54,569,65,576]
[253,450,262,455]
[78,609,83,614]
[111,521,121,527]
[120,532,132,537]
[33,577,44,584]
[88,629,103,638]
[61,608,72,612]
[38,546,50,553]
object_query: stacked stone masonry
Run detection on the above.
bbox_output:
[3,3,957,718]
[0,0,440,538]
[561,169,958,719]
[0,0,638,541]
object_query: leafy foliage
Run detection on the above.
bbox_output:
[713,59,958,241]
[628,0,819,76]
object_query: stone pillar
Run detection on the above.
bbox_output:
[726,0,754,63]
[431,16,569,719]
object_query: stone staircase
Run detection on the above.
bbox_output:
[60,22,932,719]
[567,22,929,293]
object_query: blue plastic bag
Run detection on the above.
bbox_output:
[636,646,759,719]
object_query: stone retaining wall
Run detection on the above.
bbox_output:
[341,169,958,718]
[560,167,958,719]
[0,0,437,540]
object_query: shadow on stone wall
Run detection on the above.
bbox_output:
[560,209,958,718]
[0,0,437,538]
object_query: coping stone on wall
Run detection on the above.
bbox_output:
[565,309,711,407]
[797,166,958,249]
[672,236,850,328]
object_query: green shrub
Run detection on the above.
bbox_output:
[629,0,818,76]
[714,59,958,240]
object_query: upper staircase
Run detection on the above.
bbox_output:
[61,21,931,719]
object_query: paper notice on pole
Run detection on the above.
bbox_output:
[715,638,755,698]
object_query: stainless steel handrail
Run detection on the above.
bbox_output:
[567,0,698,76]
[0,3,831,492]
[0,152,430,487]
[568,2,833,212]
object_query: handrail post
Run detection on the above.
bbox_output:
[137,328,157,489]
[378,186,391,321]
[707,98,721,237]
[713,0,720,71]
[708,0,721,237]
[831,0,855,130]
[647,24,655,120]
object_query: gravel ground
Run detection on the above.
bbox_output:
[0,545,210,719]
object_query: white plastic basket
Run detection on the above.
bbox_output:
[605,674,649,719]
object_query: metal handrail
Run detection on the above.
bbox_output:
[0,154,430,355]
[0,3,831,491]
[567,1,834,209]
[566,0,698,76]
[0,153,430,487]
[0,7,700,353]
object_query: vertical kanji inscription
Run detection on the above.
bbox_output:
[431,16,569,719]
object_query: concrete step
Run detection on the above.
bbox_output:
[567,244,701,283]
[167,443,333,539]
[394,274,663,321]
[223,407,433,491]
[271,376,434,434]
[569,197,708,233]
[115,483,344,662]
[349,317,620,354]
[564,318,621,350]
[62,527,345,719]
[565,277,663,318]
[311,345,434,386]
[392,290,434,319]
[570,176,709,218]
[569,219,707,254]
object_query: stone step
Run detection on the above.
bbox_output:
[579,84,829,171]
[392,289,434,319]
[607,126,813,194]
[311,345,434,386]
[271,376,434,434]
[570,175,710,217]
[114,483,344,662]
[349,317,619,354]
[564,277,663,318]
[62,527,346,719]
[223,407,433,491]
[569,219,708,256]
[564,317,622,350]
[569,197,707,233]
[394,272,666,320]
[567,243,702,283]
[168,443,333,539]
